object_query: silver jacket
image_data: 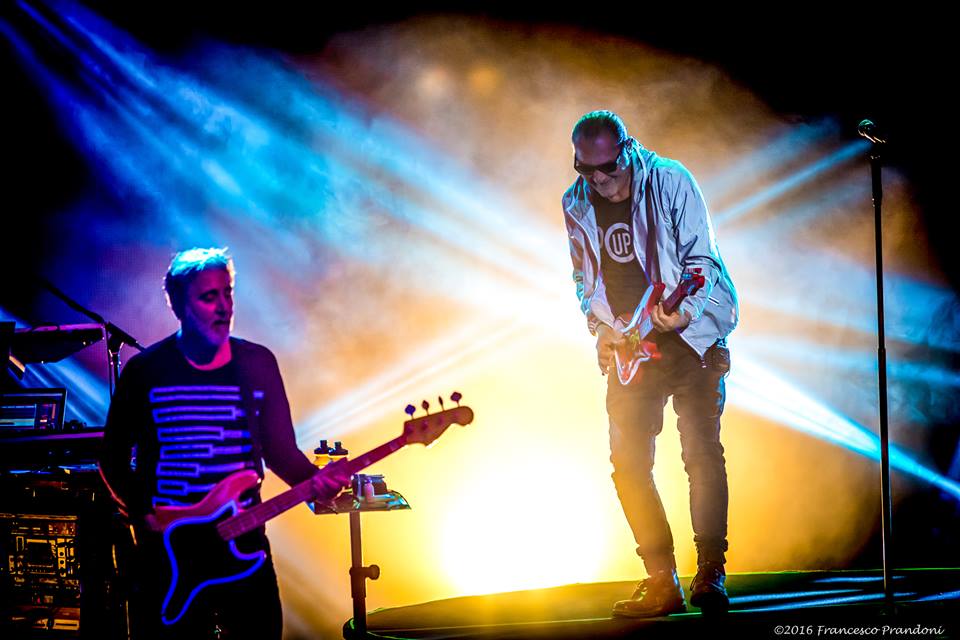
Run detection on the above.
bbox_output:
[562,138,739,358]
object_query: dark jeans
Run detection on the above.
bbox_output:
[130,532,283,640]
[606,332,729,574]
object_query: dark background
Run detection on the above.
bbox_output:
[4,3,953,307]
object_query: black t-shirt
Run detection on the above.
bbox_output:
[100,335,318,522]
[594,195,648,318]
[141,358,255,510]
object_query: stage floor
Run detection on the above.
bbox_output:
[357,569,959,639]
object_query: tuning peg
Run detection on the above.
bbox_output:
[450,391,462,405]
[437,396,445,411]
[405,404,416,417]
[421,399,430,414]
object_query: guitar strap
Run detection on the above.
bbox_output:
[235,341,266,479]
[643,188,662,285]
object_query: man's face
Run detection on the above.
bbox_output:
[573,132,631,203]
[179,268,234,348]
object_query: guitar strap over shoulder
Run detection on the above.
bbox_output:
[234,342,266,479]
[644,189,662,285]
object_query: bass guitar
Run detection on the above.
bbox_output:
[149,396,474,626]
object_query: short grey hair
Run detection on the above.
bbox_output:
[163,247,235,317]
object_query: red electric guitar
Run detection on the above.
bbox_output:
[148,396,474,626]
[613,269,706,385]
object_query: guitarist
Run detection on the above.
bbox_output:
[99,247,351,639]
[562,111,739,616]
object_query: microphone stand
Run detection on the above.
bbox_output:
[860,120,895,613]
[38,277,144,397]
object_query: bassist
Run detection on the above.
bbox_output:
[99,247,351,639]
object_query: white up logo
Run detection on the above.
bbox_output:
[604,223,634,264]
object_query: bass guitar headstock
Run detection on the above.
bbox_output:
[402,392,474,446]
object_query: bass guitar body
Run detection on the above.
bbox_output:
[152,470,267,626]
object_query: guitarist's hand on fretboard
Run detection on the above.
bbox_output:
[311,459,352,502]
[650,302,692,333]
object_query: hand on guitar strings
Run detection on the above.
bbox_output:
[311,459,353,501]
[596,324,624,375]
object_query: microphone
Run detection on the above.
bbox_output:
[858,119,887,145]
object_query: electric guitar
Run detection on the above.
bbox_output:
[148,396,474,626]
[612,269,706,385]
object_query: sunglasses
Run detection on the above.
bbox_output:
[574,143,625,176]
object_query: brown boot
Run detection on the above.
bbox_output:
[612,568,686,618]
[689,562,729,615]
